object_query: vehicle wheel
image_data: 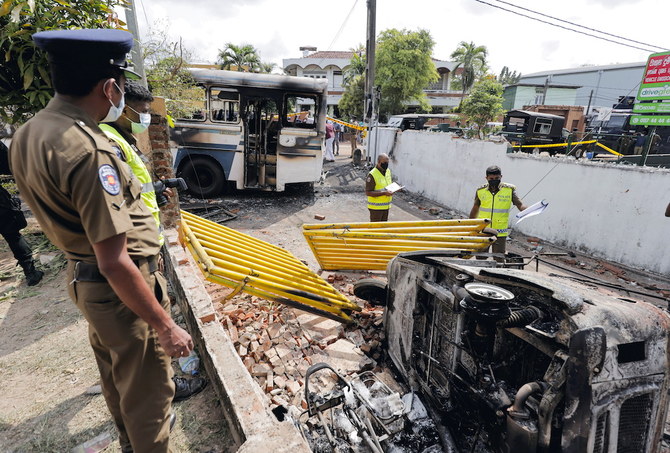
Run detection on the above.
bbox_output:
[574,148,584,158]
[179,157,226,198]
[353,278,387,306]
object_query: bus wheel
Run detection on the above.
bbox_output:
[179,157,226,198]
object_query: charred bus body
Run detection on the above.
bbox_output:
[384,250,670,453]
[170,69,328,197]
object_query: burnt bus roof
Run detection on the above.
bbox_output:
[188,68,329,94]
[505,110,565,120]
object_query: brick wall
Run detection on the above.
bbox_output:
[148,113,180,229]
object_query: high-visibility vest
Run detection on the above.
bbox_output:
[476,183,515,237]
[99,124,164,246]
[367,167,392,210]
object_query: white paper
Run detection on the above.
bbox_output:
[515,200,548,224]
[385,182,404,193]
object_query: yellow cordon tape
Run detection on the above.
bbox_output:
[179,210,360,323]
[327,116,367,132]
[510,140,623,156]
[302,219,495,271]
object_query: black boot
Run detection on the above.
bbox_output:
[20,260,44,286]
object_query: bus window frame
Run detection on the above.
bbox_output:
[209,87,241,124]
[282,93,319,129]
[176,84,208,123]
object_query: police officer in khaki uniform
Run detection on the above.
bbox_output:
[9,29,192,453]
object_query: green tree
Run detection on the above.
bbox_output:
[450,41,488,106]
[460,77,504,139]
[375,28,438,117]
[343,44,365,86]
[255,61,277,74]
[217,43,260,72]
[141,24,202,119]
[0,0,124,124]
[498,66,521,85]
[338,74,365,120]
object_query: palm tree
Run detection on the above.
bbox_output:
[255,62,277,74]
[498,66,521,85]
[343,44,365,86]
[217,43,261,72]
[450,41,488,106]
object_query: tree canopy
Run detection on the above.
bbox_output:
[450,41,488,105]
[338,74,365,121]
[460,77,504,138]
[0,0,124,124]
[375,28,438,117]
[217,43,259,72]
[498,66,521,85]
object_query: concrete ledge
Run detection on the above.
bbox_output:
[163,229,311,452]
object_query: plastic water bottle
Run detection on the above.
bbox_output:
[178,351,200,375]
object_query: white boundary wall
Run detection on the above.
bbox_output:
[369,128,670,275]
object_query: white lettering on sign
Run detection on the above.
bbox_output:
[648,69,658,75]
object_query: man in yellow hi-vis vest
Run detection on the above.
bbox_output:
[365,153,393,222]
[100,81,207,402]
[469,165,527,259]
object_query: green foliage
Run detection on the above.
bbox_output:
[498,66,521,85]
[343,44,365,86]
[460,78,504,139]
[338,74,365,120]
[450,41,488,104]
[375,28,438,117]
[0,0,126,125]
[217,43,260,72]
[142,25,201,119]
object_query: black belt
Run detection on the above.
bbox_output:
[72,256,159,283]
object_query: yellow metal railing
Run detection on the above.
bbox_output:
[302,219,495,271]
[179,210,361,323]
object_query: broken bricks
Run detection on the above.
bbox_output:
[215,285,385,414]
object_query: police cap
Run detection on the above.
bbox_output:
[32,29,140,80]
[486,165,502,175]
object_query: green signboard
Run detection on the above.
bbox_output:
[630,115,670,126]
[637,51,670,101]
[633,103,670,113]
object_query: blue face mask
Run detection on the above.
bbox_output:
[101,81,125,123]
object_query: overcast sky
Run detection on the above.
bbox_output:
[125,0,668,76]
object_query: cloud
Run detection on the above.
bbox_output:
[585,0,640,5]
[540,40,561,58]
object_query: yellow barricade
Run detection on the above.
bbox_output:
[179,210,360,323]
[510,140,623,156]
[302,219,494,271]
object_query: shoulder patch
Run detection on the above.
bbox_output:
[476,183,488,190]
[501,182,516,189]
[98,164,121,195]
[111,145,124,160]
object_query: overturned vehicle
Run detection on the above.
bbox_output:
[384,251,670,453]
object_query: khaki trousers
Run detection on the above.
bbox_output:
[67,260,175,453]
[369,208,389,222]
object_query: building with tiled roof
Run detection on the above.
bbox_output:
[283,48,465,116]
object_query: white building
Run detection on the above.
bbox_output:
[282,48,465,116]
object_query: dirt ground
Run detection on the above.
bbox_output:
[1,141,668,452]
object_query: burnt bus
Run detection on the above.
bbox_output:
[502,110,566,154]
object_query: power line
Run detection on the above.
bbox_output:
[472,0,658,53]
[315,0,360,68]
[490,0,667,51]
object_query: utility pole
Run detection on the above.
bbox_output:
[364,0,376,162]
[124,0,147,85]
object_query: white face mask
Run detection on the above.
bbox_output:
[101,81,125,123]
[131,113,151,134]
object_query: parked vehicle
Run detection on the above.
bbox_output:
[387,113,460,133]
[501,110,566,154]
[170,69,328,197]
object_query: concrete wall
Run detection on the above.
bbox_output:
[370,128,670,275]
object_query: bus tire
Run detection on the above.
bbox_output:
[179,157,226,198]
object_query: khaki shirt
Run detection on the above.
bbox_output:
[9,96,160,263]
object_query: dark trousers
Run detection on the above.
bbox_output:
[1,229,33,265]
[369,208,389,222]
[67,259,175,452]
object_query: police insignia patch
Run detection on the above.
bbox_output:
[98,164,121,195]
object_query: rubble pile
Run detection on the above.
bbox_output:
[211,273,386,412]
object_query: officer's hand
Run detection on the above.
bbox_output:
[163,187,174,198]
[158,322,194,358]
